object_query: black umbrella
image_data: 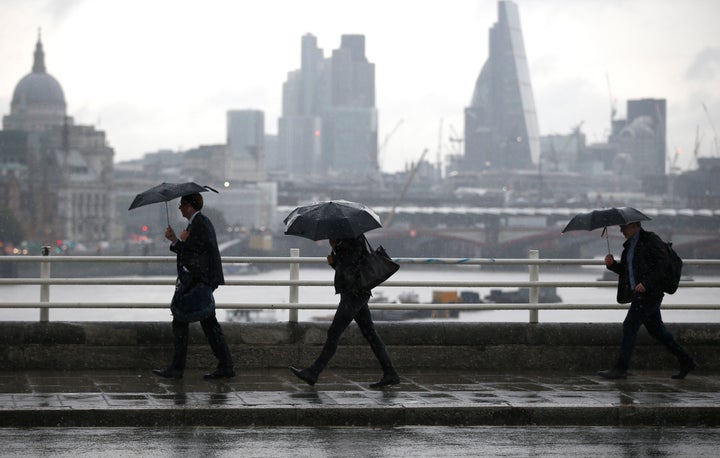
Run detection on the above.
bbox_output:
[561,206,651,252]
[128,182,219,226]
[284,200,382,241]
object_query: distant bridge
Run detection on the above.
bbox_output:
[279,205,720,229]
[339,206,720,259]
[276,205,719,258]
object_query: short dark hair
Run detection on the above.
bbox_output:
[180,193,203,210]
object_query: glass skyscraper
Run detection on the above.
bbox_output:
[278,34,377,178]
[464,0,540,171]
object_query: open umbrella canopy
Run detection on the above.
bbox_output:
[128,182,218,211]
[284,200,382,241]
[561,207,651,233]
[562,206,652,253]
[128,182,219,225]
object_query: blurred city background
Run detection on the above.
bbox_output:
[1,0,718,264]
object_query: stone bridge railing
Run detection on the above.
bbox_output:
[2,322,718,373]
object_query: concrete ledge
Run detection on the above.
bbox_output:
[3,405,719,428]
[1,321,718,372]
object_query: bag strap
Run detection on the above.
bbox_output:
[361,234,374,253]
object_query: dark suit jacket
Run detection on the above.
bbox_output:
[606,228,667,304]
[170,212,224,290]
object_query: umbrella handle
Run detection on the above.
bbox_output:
[602,226,610,253]
[165,201,170,227]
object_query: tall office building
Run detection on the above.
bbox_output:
[277,34,323,178]
[595,97,666,193]
[323,35,378,174]
[227,109,266,182]
[464,1,540,171]
[278,34,377,178]
[625,98,666,176]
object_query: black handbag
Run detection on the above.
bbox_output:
[171,278,215,322]
[356,236,400,291]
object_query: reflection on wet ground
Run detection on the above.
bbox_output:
[1,426,719,457]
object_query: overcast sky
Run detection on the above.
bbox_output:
[1,0,719,172]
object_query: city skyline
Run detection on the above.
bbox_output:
[1,0,718,173]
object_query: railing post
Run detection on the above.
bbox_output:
[39,246,51,322]
[289,248,299,323]
[528,249,539,324]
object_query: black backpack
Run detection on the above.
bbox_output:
[661,241,683,294]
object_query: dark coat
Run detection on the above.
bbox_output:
[329,236,369,295]
[606,228,667,304]
[170,212,224,289]
[169,212,224,322]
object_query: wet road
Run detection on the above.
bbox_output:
[3,368,719,456]
[1,426,719,457]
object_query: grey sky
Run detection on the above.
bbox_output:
[1,0,718,172]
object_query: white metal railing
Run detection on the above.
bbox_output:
[1,248,719,323]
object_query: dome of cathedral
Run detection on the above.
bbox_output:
[10,37,66,110]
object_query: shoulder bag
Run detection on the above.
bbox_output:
[356,235,400,291]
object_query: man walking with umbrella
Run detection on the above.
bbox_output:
[597,220,697,380]
[152,193,235,380]
[285,200,401,388]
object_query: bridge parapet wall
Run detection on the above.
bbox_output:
[1,322,717,373]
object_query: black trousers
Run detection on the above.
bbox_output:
[616,295,693,371]
[310,291,396,375]
[170,315,233,371]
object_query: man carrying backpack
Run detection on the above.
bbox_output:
[597,221,698,380]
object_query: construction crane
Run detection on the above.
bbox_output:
[606,72,618,125]
[436,119,443,175]
[377,119,404,170]
[702,103,719,156]
[448,124,464,155]
[688,125,703,170]
[384,148,429,228]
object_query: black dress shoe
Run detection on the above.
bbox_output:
[597,368,627,379]
[369,373,401,388]
[672,360,698,379]
[152,367,183,379]
[203,368,236,380]
[290,366,318,386]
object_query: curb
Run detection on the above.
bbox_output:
[3,405,720,427]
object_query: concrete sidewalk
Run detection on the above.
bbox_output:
[1,368,718,427]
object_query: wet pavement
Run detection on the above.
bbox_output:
[1,368,719,427]
[2,425,720,457]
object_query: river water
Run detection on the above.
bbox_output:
[1,265,718,323]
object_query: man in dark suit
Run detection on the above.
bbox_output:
[290,236,400,388]
[152,193,235,380]
[598,221,697,380]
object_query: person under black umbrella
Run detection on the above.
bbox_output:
[152,193,235,380]
[285,200,400,388]
[597,220,697,380]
